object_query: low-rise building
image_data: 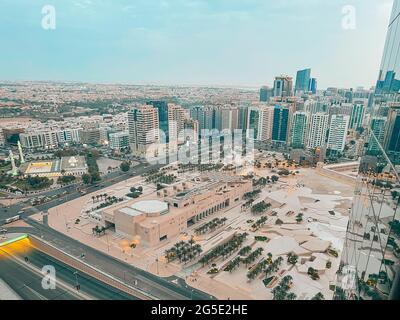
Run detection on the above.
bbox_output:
[96,173,252,247]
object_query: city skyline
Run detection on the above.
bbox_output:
[0,0,394,89]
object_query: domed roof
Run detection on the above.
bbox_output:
[130,200,168,215]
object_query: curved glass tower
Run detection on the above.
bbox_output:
[376,0,400,94]
[337,0,400,300]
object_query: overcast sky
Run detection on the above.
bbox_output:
[0,0,394,89]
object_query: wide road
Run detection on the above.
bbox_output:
[8,220,213,300]
[0,246,136,300]
[0,253,79,300]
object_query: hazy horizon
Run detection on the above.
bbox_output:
[0,0,394,89]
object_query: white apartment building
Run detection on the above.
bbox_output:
[128,105,160,157]
[327,115,350,152]
[306,113,329,149]
[258,105,274,142]
[20,130,59,149]
[109,131,130,150]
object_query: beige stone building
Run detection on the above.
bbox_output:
[98,173,252,247]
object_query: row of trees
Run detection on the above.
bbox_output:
[92,193,109,203]
[265,256,284,278]
[164,239,203,264]
[165,237,203,263]
[252,175,279,187]
[251,216,268,230]
[244,190,261,200]
[251,201,271,215]
[272,275,297,300]
[92,195,123,211]
[145,172,177,184]
[194,217,228,235]
[247,258,270,281]
[242,247,264,266]
[199,233,248,266]
[177,163,224,174]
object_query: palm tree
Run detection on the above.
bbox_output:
[286,293,297,300]
[311,292,325,300]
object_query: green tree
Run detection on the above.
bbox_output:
[82,173,91,185]
[311,292,325,300]
[120,161,130,172]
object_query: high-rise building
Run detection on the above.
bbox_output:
[368,117,386,154]
[349,103,366,130]
[309,78,317,94]
[305,100,328,114]
[291,111,309,149]
[128,105,159,157]
[146,101,169,142]
[327,115,350,153]
[247,106,262,140]
[272,105,290,144]
[215,106,239,131]
[259,105,274,142]
[238,105,249,130]
[337,0,400,300]
[295,68,311,93]
[168,103,186,145]
[190,106,214,134]
[182,118,199,143]
[260,86,273,102]
[273,76,293,97]
[306,113,329,149]
[376,0,400,94]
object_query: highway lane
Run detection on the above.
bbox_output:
[8,247,137,300]
[0,254,79,300]
[8,221,214,300]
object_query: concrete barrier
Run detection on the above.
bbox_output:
[29,235,156,300]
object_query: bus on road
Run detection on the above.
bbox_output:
[4,215,21,224]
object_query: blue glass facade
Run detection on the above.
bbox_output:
[272,106,289,143]
[376,0,400,94]
[295,68,311,93]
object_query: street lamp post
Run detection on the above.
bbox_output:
[73,271,80,291]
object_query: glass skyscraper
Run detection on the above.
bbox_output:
[272,106,289,143]
[376,0,400,94]
[337,0,400,300]
[295,68,311,93]
[146,100,169,143]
